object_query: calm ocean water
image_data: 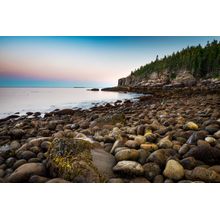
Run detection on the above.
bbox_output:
[0,88,141,118]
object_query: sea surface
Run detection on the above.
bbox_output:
[0,88,141,118]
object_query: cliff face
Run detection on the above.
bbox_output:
[118,70,197,87]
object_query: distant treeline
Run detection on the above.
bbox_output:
[131,40,220,79]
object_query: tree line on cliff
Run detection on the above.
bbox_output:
[131,40,220,79]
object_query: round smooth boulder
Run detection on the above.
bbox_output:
[163,160,184,181]
[8,163,46,182]
[113,161,144,176]
[115,149,139,161]
[184,122,198,130]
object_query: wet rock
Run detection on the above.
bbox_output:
[197,140,211,148]
[145,133,157,143]
[91,148,116,180]
[137,149,150,164]
[158,136,173,149]
[5,157,16,168]
[143,162,161,181]
[178,144,189,155]
[8,163,46,182]
[0,156,4,165]
[140,143,158,151]
[184,145,220,165]
[0,144,19,158]
[163,160,184,181]
[129,177,150,183]
[185,167,220,182]
[13,159,27,169]
[125,140,139,149]
[110,140,124,154]
[9,129,25,139]
[40,141,52,152]
[37,152,45,161]
[10,141,21,150]
[47,178,70,183]
[29,158,41,163]
[164,179,174,183]
[115,149,139,161]
[205,137,217,146]
[108,178,124,183]
[147,149,177,167]
[29,175,49,183]
[180,157,202,170]
[94,113,125,126]
[53,109,75,116]
[178,180,193,183]
[186,132,205,145]
[153,175,164,183]
[136,125,145,135]
[29,137,52,148]
[214,130,220,139]
[205,124,219,134]
[184,122,198,130]
[113,161,144,176]
[0,169,5,178]
[19,151,36,160]
[30,146,40,154]
[208,165,220,174]
[5,168,13,177]
[134,135,146,145]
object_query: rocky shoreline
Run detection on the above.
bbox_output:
[0,82,220,183]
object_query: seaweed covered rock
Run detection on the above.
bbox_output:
[46,138,104,183]
[93,113,125,127]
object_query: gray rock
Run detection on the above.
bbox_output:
[40,141,52,152]
[110,140,124,154]
[147,149,177,167]
[153,175,164,183]
[47,178,70,183]
[113,161,144,176]
[143,162,161,181]
[125,140,139,149]
[185,167,220,182]
[214,130,220,139]
[8,163,46,182]
[184,145,220,165]
[19,150,36,160]
[29,175,49,183]
[137,149,150,164]
[197,140,211,148]
[5,157,16,168]
[10,129,25,139]
[178,144,189,155]
[205,124,219,134]
[13,159,27,169]
[108,178,124,183]
[180,157,202,170]
[0,169,5,178]
[91,148,116,180]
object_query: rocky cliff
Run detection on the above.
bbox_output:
[118,70,197,87]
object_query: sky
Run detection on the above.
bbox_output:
[0,36,220,88]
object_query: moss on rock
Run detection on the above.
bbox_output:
[46,138,105,182]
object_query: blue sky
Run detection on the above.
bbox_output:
[0,36,220,87]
